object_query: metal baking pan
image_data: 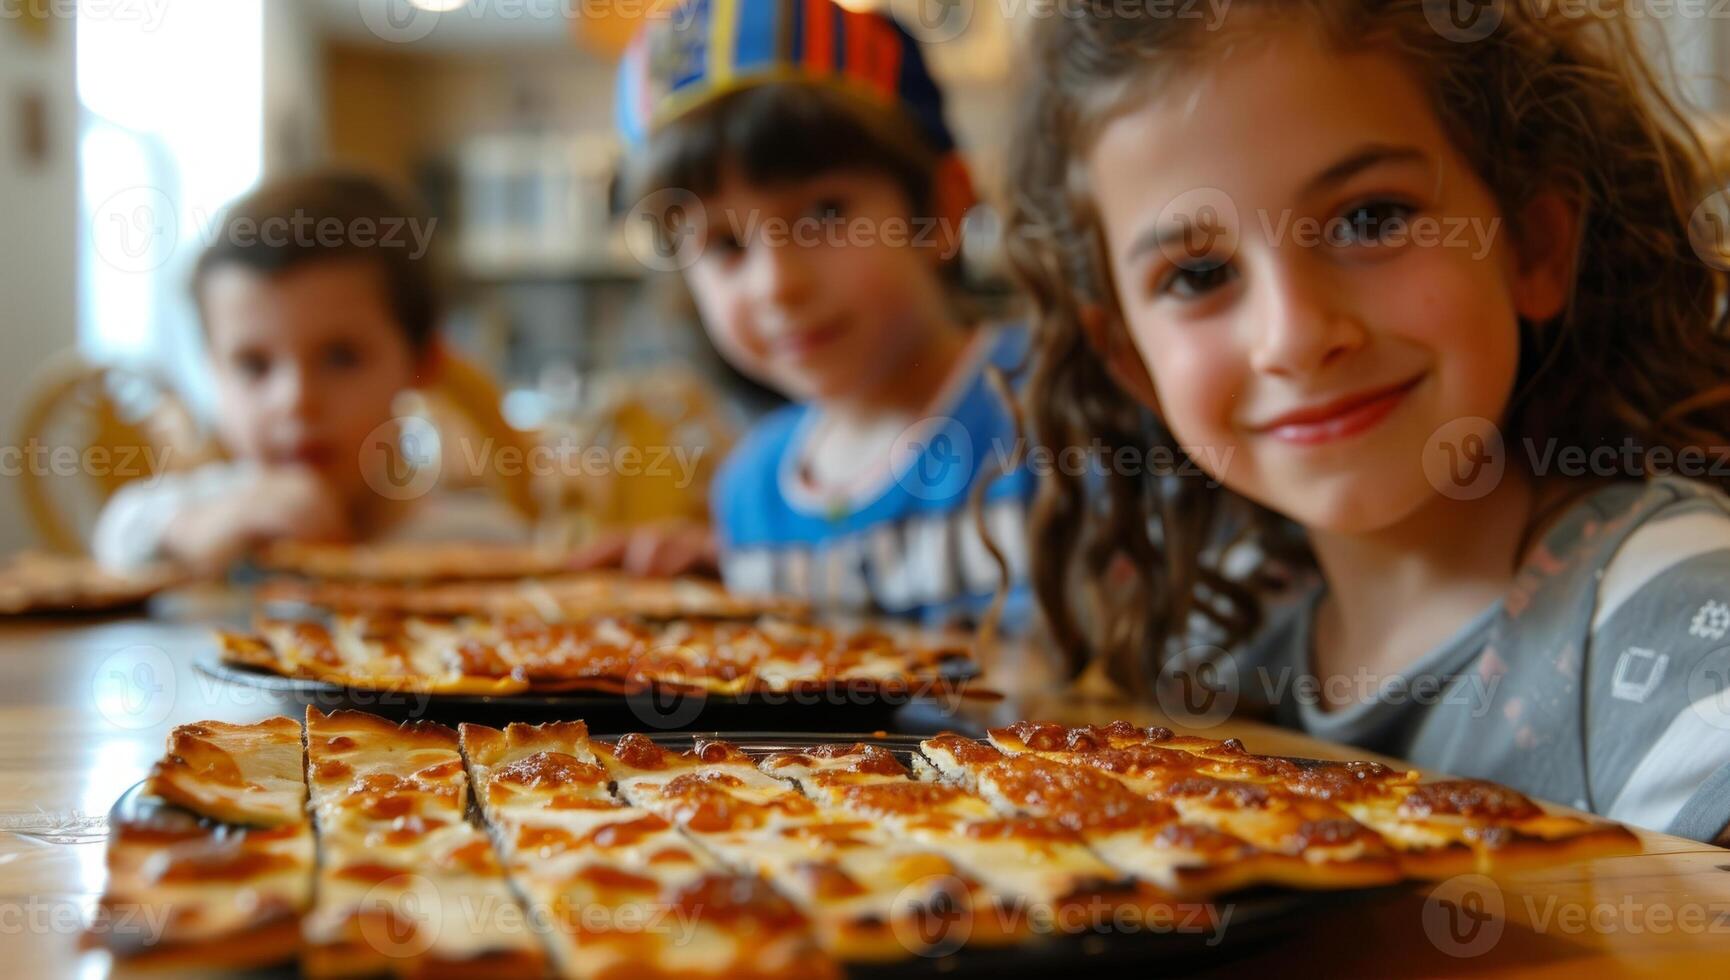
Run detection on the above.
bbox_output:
[193,655,990,733]
[107,731,1406,977]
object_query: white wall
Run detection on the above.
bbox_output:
[0,17,79,553]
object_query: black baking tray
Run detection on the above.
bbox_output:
[107,731,1408,978]
[193,655,991,733]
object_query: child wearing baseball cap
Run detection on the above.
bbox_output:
[599,0,1034,630]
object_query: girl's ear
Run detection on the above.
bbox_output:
[1079,303,1162,412]
[1510,190,1580,324]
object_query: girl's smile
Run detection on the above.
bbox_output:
[1249,372,1427,447]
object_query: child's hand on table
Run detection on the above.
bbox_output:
[165,466,352,573]
[570,521,719,578]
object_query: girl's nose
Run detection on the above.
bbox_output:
[750,235,816,309]
[1247,258,1366,377]
[274,364,317,419]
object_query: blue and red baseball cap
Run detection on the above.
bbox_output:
[616,0,974,210]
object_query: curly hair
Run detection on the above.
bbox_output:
[1003,0,1730,695]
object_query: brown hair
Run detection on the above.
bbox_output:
[1004,0,1730,694]
[192,171,442,353]
[634,81,942,220]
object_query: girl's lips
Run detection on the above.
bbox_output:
[1256,375,1424,447]
[774,320,847,358]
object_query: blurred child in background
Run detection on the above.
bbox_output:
[95,172,526,573]
[599,0,1036,630]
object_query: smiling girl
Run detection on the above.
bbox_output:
[1007,1,1730,840]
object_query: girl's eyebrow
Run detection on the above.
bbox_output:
[1299,142,1430,197]
[1122,142,1432,265]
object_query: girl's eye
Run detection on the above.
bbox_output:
[1155,257,1239,300]
[806,196,845,222]
[324,342,362,371]
[707,231,744,262]
[234,350,270,380]
[1329,199,1417,247]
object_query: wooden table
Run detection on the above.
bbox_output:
[0,601,1726,978]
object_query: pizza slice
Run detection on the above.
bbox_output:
[145,716,307,827]
[921,734,1254,894]
[459,721,830,979]
[985,721,1638,878]
[93,716,314,970]
[300,708,544,978]
[759,742,1199,937]
[594,734,1005,961]
[231,617,532,696]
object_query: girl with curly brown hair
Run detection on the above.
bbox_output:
[1005,0,1730,840]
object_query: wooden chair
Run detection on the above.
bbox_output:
[14,351,211,553]
[537,366,737,546]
